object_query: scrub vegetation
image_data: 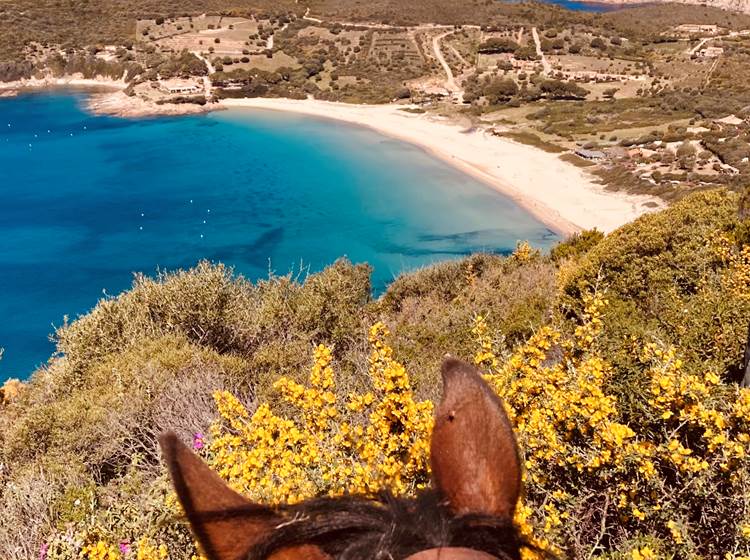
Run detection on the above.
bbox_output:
[2,190,750,559]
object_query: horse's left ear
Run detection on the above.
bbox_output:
[159,432,327,560]
[430,357,521,520]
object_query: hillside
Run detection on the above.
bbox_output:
[1,189,750,559]
[4,0,750,204]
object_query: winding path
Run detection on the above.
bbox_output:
[302,7,324,24]
[432,31,460,95]
[689,37,711,55]
[531,27,552,75]
[192,51,215,98]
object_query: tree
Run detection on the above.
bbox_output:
[478,37,519,54]
[539,79,587,100]
[303,59,324,77]
[676,141,697,159]
[515,46,539,61]
[484,78,519,104]
[677,141,697,170]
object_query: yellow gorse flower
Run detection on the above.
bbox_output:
[714,233,750,299]
[136,539,169,560]
[632,547,657,560]
[208,324,432,503]
[473,289,750,554]
[112,290,750,557]
[80,541,120,560]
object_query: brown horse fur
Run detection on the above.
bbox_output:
[160,357,533,560]
[431,358,521,519]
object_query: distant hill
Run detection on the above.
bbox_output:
[578,0,750,14]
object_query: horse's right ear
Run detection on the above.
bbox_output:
[159,432,326,560]
[429,357,521,520]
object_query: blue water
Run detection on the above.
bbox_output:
[541,0,624,12]
[0,92,557,379]
[503,0,642,12]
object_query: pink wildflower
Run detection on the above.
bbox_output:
[39,543,49,560]
[119,541,131,555]
[193,432,205,450]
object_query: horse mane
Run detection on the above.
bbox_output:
[243,490,541,560]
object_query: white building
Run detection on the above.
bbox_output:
[158,79,203,94]
[696,46,724,59]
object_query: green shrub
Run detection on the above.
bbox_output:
[550,229,604,262]
[560,190,750,378]
[3,193,750,559]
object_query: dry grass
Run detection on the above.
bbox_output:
[559,152,597,167]
[493,130,567,153]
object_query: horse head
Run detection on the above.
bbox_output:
[160,357,523,560]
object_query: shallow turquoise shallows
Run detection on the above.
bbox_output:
[0,92,557,379]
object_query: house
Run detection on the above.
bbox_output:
[158,78,203,94]
[675,24,720,35]
[575,149,606,160]
[696,46,724,59]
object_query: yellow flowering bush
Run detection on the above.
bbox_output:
[190,289,750,559]
[208,322,433,503]
[511,241,542,264]
[715,233,750,300]
[473,291,750,559]
[39,298,750,560]
[42,536,171,560]
[81,541,120,560]
[134,538,169,560]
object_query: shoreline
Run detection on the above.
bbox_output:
[0,76,127,97]
[0,81,663,235]
[0,76,217,118]
[220,97,663,235]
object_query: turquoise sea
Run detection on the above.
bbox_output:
[0,92,557,380]
[504,0,644,11]
[535,0,632,12]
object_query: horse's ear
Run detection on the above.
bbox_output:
[430,357,521,520]
[159,432,274,560]
[159,432,327,560]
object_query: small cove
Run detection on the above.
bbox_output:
[0,92,557,378]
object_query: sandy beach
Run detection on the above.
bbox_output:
[220,97,662,235]
[0,78,662,234]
